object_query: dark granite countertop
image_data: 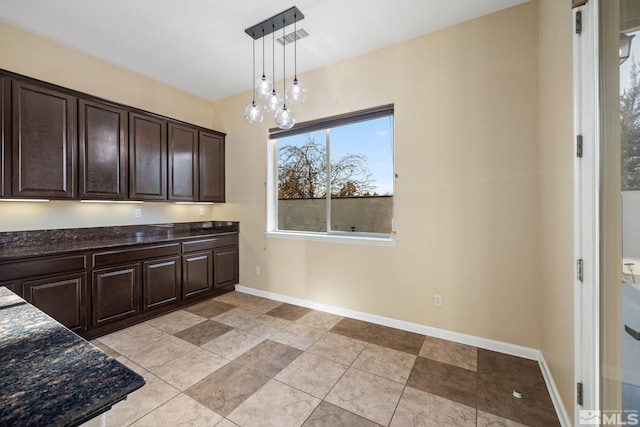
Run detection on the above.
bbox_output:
[0,287,145,427]
[0,221,239,261]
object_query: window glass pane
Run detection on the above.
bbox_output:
[277,130,327,232]
[329,116,394,233]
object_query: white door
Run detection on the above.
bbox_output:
[576,0,640,421]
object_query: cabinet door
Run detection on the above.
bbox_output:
[143,256,181,311]
[23,273,87,332]
[79,100,128,199]
[12,80,76,198]
[168,123,198,201]
[182,251,212,298]
[129,112,167,200]
[92,264,140,327]
[199,132,225,202]
[213,246,239,289]
[1,78,10,198]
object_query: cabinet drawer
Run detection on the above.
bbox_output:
[0,254,86,282]
[92,243,180,267]
[182,235,237,253]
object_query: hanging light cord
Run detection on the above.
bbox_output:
[252,34,256,102]
[282,19,286,102]
[261,28,266,79]
[272,24,276,93]
[293,14,298,81]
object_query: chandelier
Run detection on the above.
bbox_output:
[244,7,306,129]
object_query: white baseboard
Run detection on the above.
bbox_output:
[235,284,571,426]
[539,354,572,427]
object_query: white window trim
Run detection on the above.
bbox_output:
[264,230,397,247]
[266,111,395,245]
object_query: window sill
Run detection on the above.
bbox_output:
[264,231,397,247]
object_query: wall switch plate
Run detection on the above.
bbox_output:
[255,265,260,275]
[199,208,205,216]
[434,294,442,307]
[135,208,142,218]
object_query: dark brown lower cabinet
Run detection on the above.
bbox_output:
[23,273,87,332]
[0,233,238,338]
[214,246,239,289]
[143,256,181,311]
[182,251,213,298]
[92,264,140,327]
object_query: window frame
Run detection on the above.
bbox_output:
[266,105,396,246]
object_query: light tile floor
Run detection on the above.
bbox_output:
[92,291,560,427]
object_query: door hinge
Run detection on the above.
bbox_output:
[577,382,584,406]
[576,10,582,35]
[577,259,584,282]
[577,135,583,158]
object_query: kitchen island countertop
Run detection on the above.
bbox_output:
[0,287,145,426]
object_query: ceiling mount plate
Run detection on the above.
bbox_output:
[244,6,305,39]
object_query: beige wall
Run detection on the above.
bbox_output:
[0,20,218,231]
[538,0,575,420]
[213,2,543,348]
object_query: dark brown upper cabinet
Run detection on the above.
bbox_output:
[0,70,226,203]
[168,123,198,201]
[11,80,77,199]
[1,78,10,198]
[129,112,167,200]
[199,131,225,202]
[79,100,128,199]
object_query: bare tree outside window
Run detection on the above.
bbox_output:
[621,59,640,190]
[278,136,376,199]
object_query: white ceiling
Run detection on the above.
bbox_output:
[0,0,529,101]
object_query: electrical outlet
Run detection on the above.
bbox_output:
[434,294,442,307]
[199,208,205,216]
[255,265,260,276]
[135,208,142,218]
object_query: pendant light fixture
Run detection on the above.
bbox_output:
[256,29,273,98]
[244,6,305,128]
[244,34,264,124]
[263,24,284,112]
[275,19,295,129]
[286,13,307,104]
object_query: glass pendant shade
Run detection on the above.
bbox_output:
[244,100,264,123]
[275,105,295,129]
[256,75,273,98]
[286,78,307,104]
[264,89,284,112]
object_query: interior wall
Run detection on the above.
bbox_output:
[538,0,575,420]
[213,2,543,348]
[0,20,218,231]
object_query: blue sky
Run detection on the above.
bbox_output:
[278,116,394,195]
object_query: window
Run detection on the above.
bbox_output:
[268,105,394,242]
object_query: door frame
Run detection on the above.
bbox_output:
[574,0,600,418]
